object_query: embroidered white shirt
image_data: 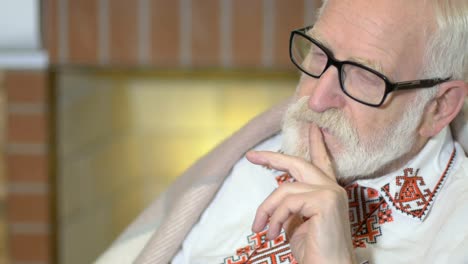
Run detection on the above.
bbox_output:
[350,128,468,263]
[173,127,468,263]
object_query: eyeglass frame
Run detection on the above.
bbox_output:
[289,26,451,107]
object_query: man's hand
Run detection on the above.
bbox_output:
[246,125,356,263]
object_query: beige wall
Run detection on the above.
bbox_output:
[57,70,297,264]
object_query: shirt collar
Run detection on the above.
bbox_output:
[353,127,458,222]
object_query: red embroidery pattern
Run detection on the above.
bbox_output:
[382,148,456,220]
[346,184,393,248]
[223,174,298,264]
[223,230,297,264]
[275,173,295,184]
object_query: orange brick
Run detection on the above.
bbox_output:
[109,0,139,65]
[274,0,305,68]
[43,0,59,64]
[9,233,51,262]
[7,113,48,143]
[151,0,180,66]
[5,71,48,104]
[192,0,220,66]
[6,154,49,182]
[68,0,99,65]
[232,0,263,67]
[6,193,50,223]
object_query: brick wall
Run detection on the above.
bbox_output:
[44,0,320,68]
[4,71,55,264]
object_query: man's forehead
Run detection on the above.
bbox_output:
[320,0,434,26]
[314,0,434,46]
[309,0,434,81]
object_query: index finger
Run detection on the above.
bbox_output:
[309,124,336,181]
[246,151,329,184]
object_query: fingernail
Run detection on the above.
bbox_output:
[247,151,267,164]
[267,231,276,241]
[252,217,262,232]
[247,150,259,156]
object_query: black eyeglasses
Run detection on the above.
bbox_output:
[289,26,450,107]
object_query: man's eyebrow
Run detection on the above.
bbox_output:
[307,29,332,49]
[307,29,386,75]
[349,56,384,74]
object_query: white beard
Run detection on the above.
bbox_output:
[281,96,426,181]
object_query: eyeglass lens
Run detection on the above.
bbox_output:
[291,33,387,105]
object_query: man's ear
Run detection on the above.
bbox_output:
[419,80,468,137]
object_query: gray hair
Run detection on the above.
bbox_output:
[418,0,468,101]
[424,0,468,83]
[317,0,468,102]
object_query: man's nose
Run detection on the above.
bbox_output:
[300,67,345,112]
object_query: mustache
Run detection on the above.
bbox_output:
[284,96,359,144]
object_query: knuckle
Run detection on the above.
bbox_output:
[321,187,348,205]
[256,203,270,215]
[283,194,297,205]
[276,182,294,194]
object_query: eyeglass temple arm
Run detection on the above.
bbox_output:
[393,77,451,91]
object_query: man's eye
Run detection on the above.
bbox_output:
[355,71,381,86]
[310,51,327,62]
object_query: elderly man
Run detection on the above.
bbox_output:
[97,0,468,263]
